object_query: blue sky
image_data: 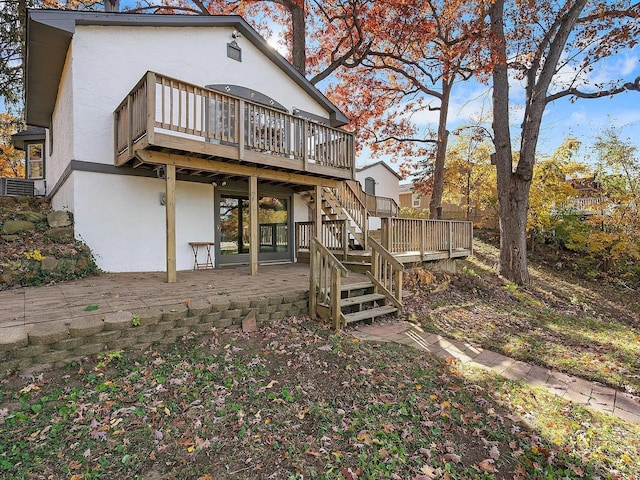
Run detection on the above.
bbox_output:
[394,43,640,168]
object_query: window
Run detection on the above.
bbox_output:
[27,143,44,180]
[364,177,376,195]
[412,192,421,208]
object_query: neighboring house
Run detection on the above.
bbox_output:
[398,183,470,218]
[399,183,429,210]
[355,161,401,230]
[551,176,607,216]
[19,9,353,276]
[398,182,497,227]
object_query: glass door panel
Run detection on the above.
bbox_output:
[216,193,291,265]
[259,197,288,254]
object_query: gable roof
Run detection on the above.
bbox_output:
[25,9,349,128]
[356,160,402,180]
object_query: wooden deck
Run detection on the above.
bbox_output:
[296,217,473,267]
[114,72,355,181]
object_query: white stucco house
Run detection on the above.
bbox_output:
[355,161,400,230]
[21,8,362,279]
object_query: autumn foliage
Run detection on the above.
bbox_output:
[0,113,24,178]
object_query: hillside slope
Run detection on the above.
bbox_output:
[0,196,97,289]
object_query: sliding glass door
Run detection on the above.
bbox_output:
[216,193,291,265]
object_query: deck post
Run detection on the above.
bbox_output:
[448,221,453,258]
[309,239,317,319]
[371,247,379,295]
[249,175,258,275]
[165,163,176,283]
[342,220,348,258]
[126,95,133,158]
[302,119,308,172]
[314,185,323,241]
[146,71,156,144]
[238,99,245,159]
[331,265,342,330]
[420,219,426,261]
[380,218,388,250]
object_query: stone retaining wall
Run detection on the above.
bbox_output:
[0,292,309,377]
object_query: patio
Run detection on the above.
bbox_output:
[0,264,371,330]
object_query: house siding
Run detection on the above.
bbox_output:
[70,25,330,166]
[73,171,215,272]
[355,162,400,230]
[355,163,399,204]
[48,47,75,195]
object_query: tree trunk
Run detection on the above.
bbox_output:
[429,79,452,219]
[285,0,306,75]
[490,0,530,285]
[498,181,531,284]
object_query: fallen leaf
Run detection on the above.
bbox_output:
[477,459,497,473]
[421,464,442,477]
[489,445,500,460]
[443,452,461,463]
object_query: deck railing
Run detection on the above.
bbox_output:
[334,182,368,247]
[296,220,349,255]
[342,180,398,218]
[309,237,349,330]
[259,223,288,250]
[114,72,354,175]
[368,236,403,311]
[381,217,473,257]
[553,196,607,215]
[365,193,399,217]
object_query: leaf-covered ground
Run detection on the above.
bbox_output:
[1,315,639,479]
[405,235,640,394]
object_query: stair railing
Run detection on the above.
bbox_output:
[309,237,349,329]
[367,236,404,311]
[335,181,369,249]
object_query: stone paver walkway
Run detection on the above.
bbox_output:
[349,320,640,423]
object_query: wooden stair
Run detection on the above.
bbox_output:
[299,188,366,249]
[338,281,398,325]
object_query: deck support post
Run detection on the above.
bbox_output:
[420,219,426,261]
[165,163,176,283]
[314,185,323,241]
[249,175,259,276]
[309,239,317,319]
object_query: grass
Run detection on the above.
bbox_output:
[1,315,639,479]
[406,237,640,393]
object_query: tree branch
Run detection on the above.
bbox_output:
[374,136,438,144]
[546,76,640,103]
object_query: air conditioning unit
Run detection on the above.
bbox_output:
[0,178,35,197]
